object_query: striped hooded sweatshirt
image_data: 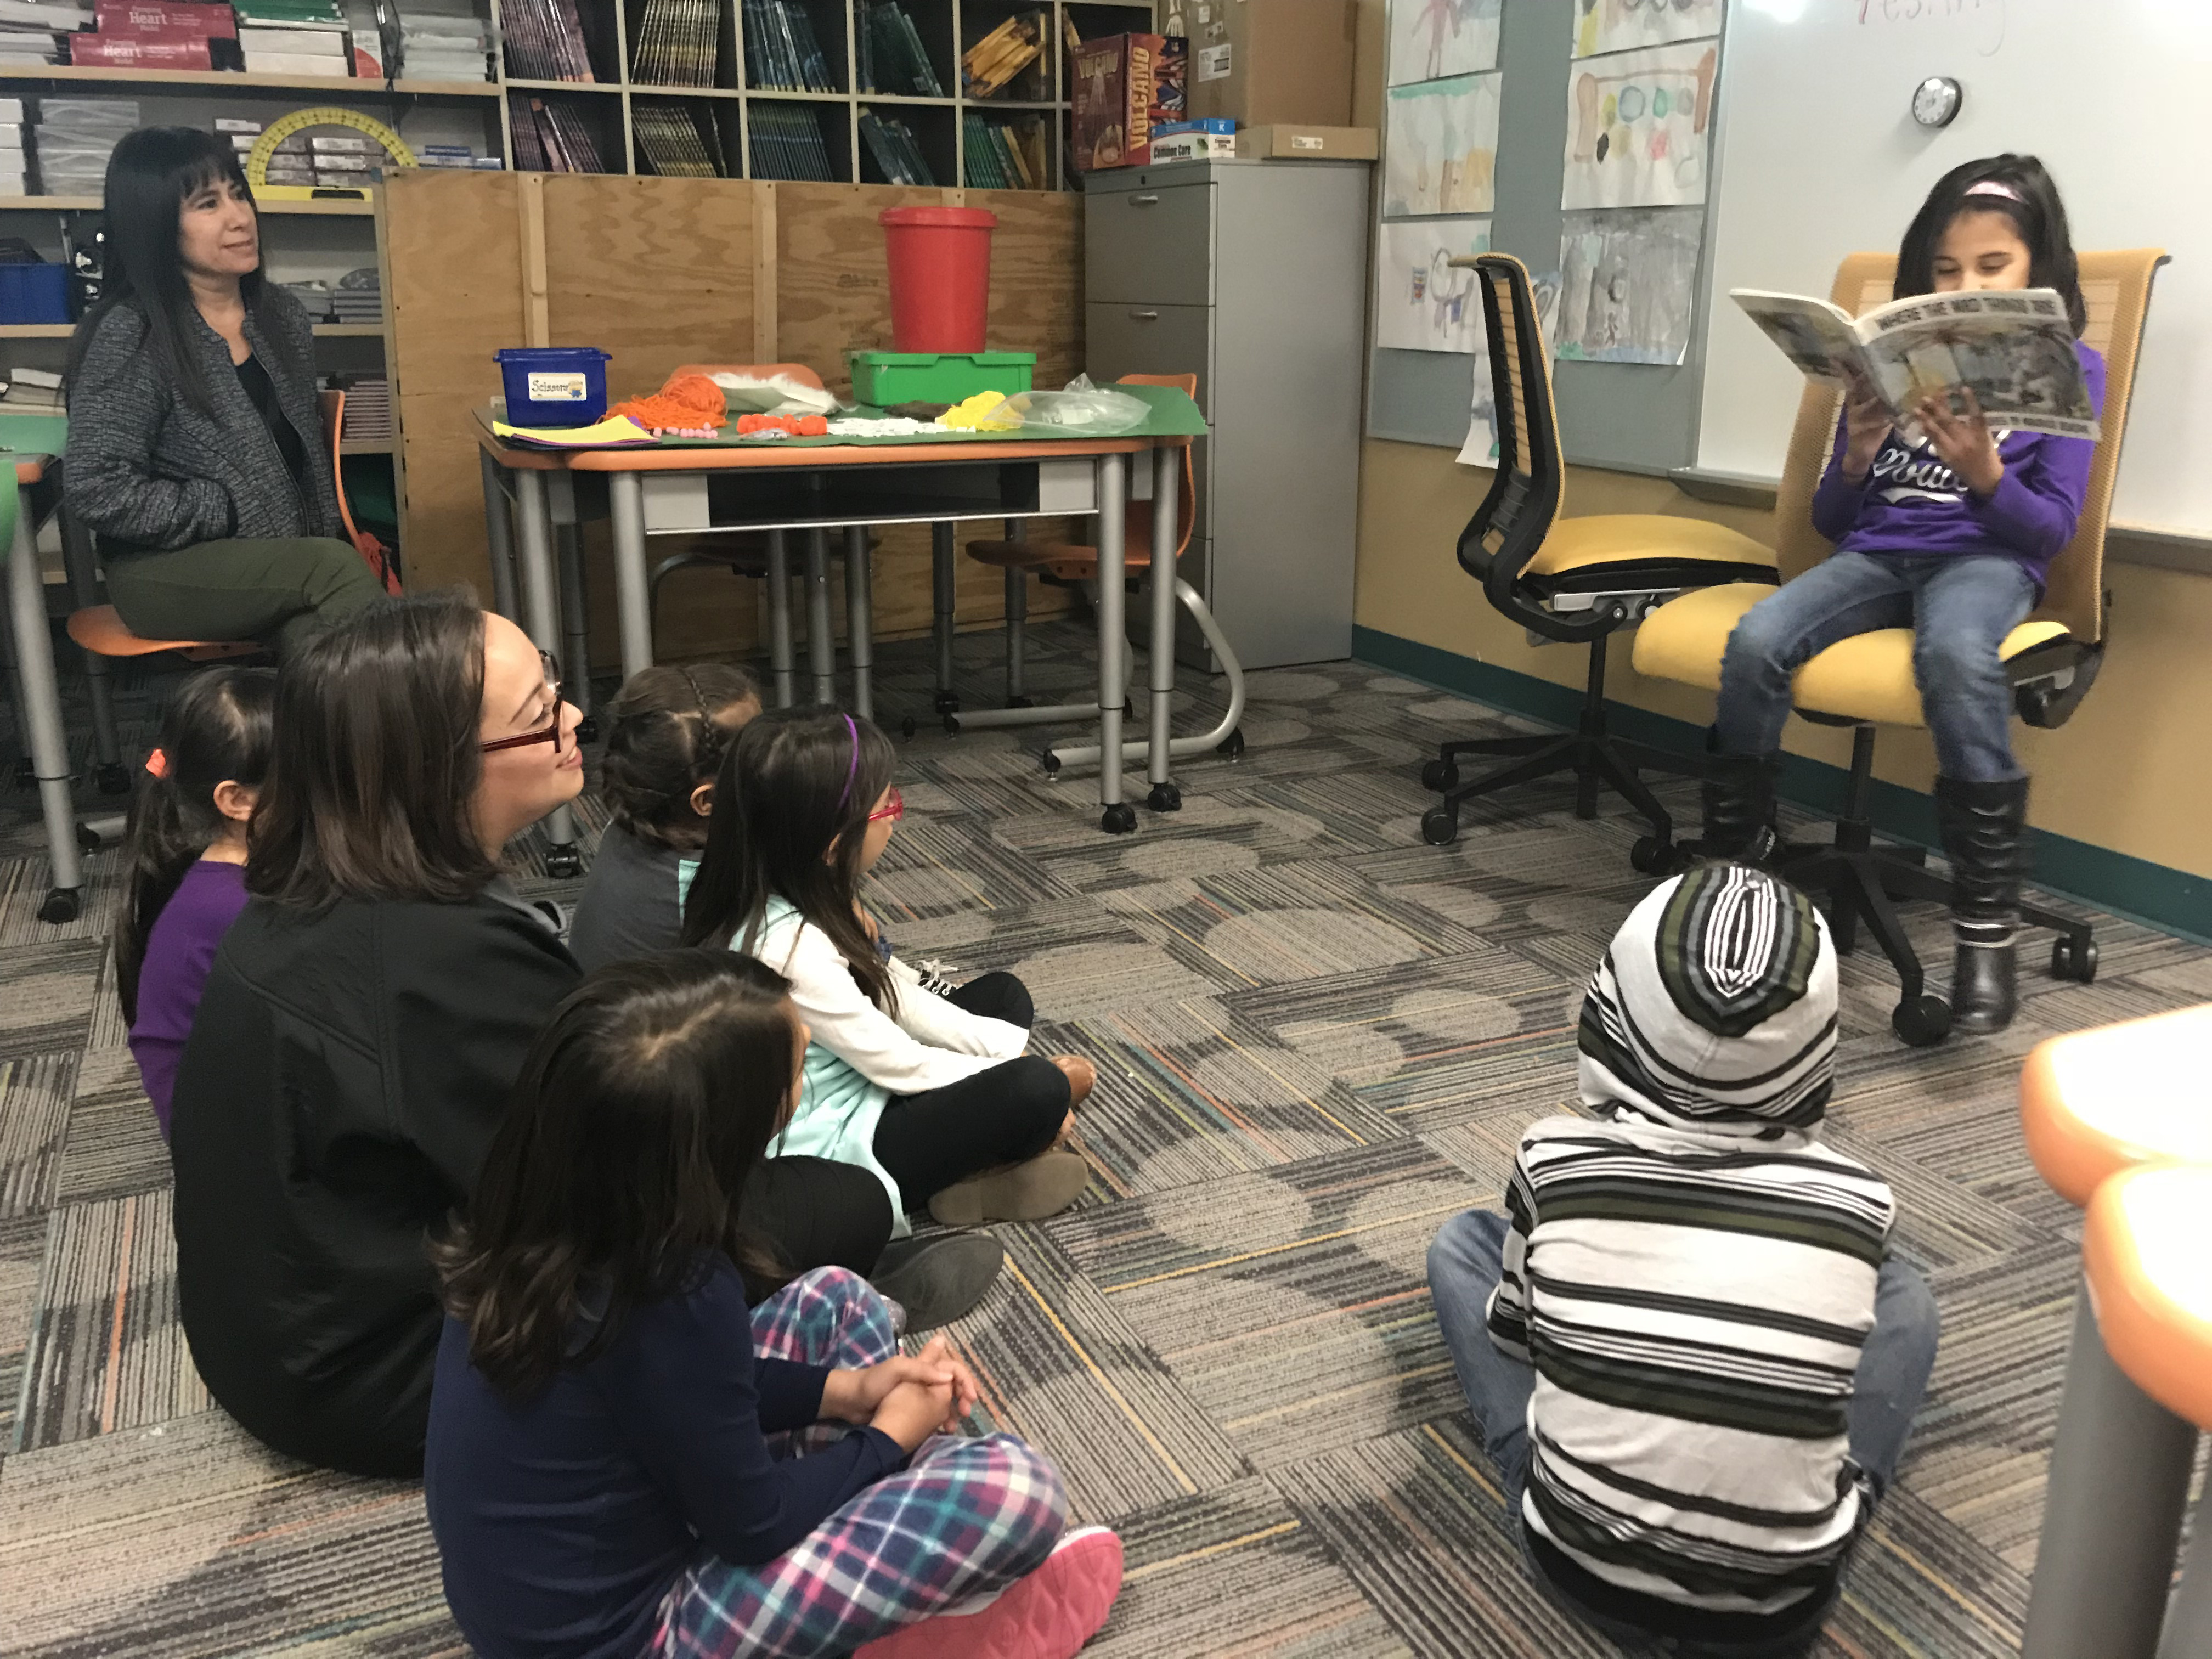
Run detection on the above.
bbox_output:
[1486,864,1895,1628]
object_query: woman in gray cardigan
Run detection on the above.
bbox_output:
[64,127,384,656]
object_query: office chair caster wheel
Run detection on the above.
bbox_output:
[2050,937,2098,983]
[1421,807,1459,847]
[94,762,129,795]
[1147,782,1181,812]
[934,691,960,715]
[38,887,78,924]
[1006,696,1034,709]
[1041,751,1063,777]
[1891,994,1952,1048]
[545,843,584,879]
[76,821,101,852]
[577,716,600,745]
[1420,759,1459,792]
[901,717,918,739]
[1217,730,1245,760]
[943,714,961,735]
[1101,802,1138,834]
[1629,836,1681,876]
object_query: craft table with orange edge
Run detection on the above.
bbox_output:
[473,409,1201,835]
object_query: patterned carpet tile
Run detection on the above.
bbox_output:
[1086,1478,1410,1659]
[0,1410,441,1658]
[1822,1125,2054,1273]
[940,1223,1249,1526]
[1010,791,1395,889]
[887,901,1230,1026]
[0,1211,46,1448]
[55,1050,171,1209]
[1053,1140,1485,1470]
[0,940,101,1063]
[1,1051,77,1222]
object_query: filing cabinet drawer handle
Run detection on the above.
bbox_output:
[1131,194,1160,205]
[1129,310,1160,321]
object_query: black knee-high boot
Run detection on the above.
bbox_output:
[1938,776,2028,1034]
[1694,730,1781,865]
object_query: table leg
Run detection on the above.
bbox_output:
[844,524,874,722]
[1145,445,1180,811]
[8,498,82,917]
[1005,518,1028,707]
[478,449,520,622]
[930,521,957,715]
[555,521,591,723]
[608,470,654,681]
[765,528,795,709]
[59,502,123,792]
[804,528,836,704]
[1094,453,1133,833]
[512,470,582,876]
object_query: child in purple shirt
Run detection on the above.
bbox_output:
[119,667,274,1137]
[1703,153,2100,1037]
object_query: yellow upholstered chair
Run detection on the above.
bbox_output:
[1631,249,2165,1045]
[1418,254,1779,853]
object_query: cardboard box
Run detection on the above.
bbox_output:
[1186,0,1354,128]
[1069,32,1188,171]
[1149,129,1237,163]
[1235,123,1377,161]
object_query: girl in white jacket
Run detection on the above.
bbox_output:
[682,709,1095,1234]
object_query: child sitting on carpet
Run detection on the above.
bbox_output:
[1426,864,1940,1658]
[117,665,274,1138]
[568,662,761,974]
[425,949,1122,1659]
[681,707,1097,1232]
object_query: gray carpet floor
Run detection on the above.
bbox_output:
[3,618,2207,1657]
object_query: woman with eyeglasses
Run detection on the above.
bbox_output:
[682,708,1099,1240]
[167,596,894,1477]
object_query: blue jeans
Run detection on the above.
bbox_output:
[1425,1209,1941,1659]
[1714,550,2036,783]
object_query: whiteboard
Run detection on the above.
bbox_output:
[1698,0,2212,534]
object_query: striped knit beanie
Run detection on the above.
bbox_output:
[1578,864,1838,1132]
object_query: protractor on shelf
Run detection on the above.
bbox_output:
[245,107,415,202]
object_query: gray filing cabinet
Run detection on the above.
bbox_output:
[1083,157,1370,670]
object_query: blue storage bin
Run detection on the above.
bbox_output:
[494,346,612,428]
[0,263,70,325]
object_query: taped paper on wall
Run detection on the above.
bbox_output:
[1385,72,1502,216]
[1562,40,1717,210]
[1387,0,1502,85]
[1374,216,1490,353]
[1554,206,1704,365]
[1572,0,1721,59]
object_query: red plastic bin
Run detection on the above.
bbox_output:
[878,206,997,353]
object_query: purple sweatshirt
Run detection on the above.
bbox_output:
[129,859,250,1138]
[1810,342,2105,590]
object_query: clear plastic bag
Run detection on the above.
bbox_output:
[974,386,1148,436]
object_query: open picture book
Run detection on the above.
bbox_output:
[1732,286,2099,441]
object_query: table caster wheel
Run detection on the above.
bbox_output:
[943,714,961,735]
[577,715,600,745]
[545,843,584,879]
[76,821,101,852]
[1216,730,1245,760]
[934,690,960,715]
[1420,759,1459,792]
[901,716,918,739]
[1891,994,1952,1048]
[94,762,130,795]
[1006,695,1034,709]
[1147,782,1182,812]
[2050,936,2098,983]
[1421,807,1459,847]
[1101,802,1138,834]
[1629,836,1681,875]
[1041,751,1063,777]
[38,887,78,924]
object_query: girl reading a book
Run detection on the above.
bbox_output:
[1701,153,2103,1036]
[64,127,382,657]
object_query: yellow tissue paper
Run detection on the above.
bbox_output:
[938,391,1019,432]
[492,414,656,448]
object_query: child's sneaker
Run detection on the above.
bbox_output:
[855,1526,1122,1659]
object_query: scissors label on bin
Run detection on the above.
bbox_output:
[527,372,589,401]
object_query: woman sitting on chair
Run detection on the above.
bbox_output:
[62,126,382,657]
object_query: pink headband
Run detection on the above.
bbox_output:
[837,713,859,809]
[1964,179,2024,204]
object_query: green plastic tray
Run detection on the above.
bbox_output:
[848,351,1035,407]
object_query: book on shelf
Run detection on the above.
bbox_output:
[509,94,603,173]
[742,0,832,93]
[0,0,91,27]
[71,32,214,64]
[857,108,928,186]
[861,2,938,97]
[97,0,234,33]
[501,0,594,83]
[630,0,717,88]
[633,100,724,177]
[747,100,833,182]
[963,12,1042,99]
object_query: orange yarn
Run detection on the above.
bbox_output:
[611,373,727,431]
[735,413,830,437]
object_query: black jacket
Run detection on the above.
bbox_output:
[63,287,344,555]
[170,888,578,1477]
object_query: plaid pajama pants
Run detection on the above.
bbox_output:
[652,1267,1069,1659]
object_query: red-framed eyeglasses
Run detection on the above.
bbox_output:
[869,785,905,823]
[481,651,566,755]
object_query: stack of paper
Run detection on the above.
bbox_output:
[0,0,88,65]
[33,99,137,196]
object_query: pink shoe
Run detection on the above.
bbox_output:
[855,1526,1123,1659]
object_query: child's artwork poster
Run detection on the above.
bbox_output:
[1555,207,1705,364]
[1385,73,1502,217]
[1561,40,1717,211]
[1374,217,1490,354]
[1387,0,1503,85]
[1571,0,1722,59]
